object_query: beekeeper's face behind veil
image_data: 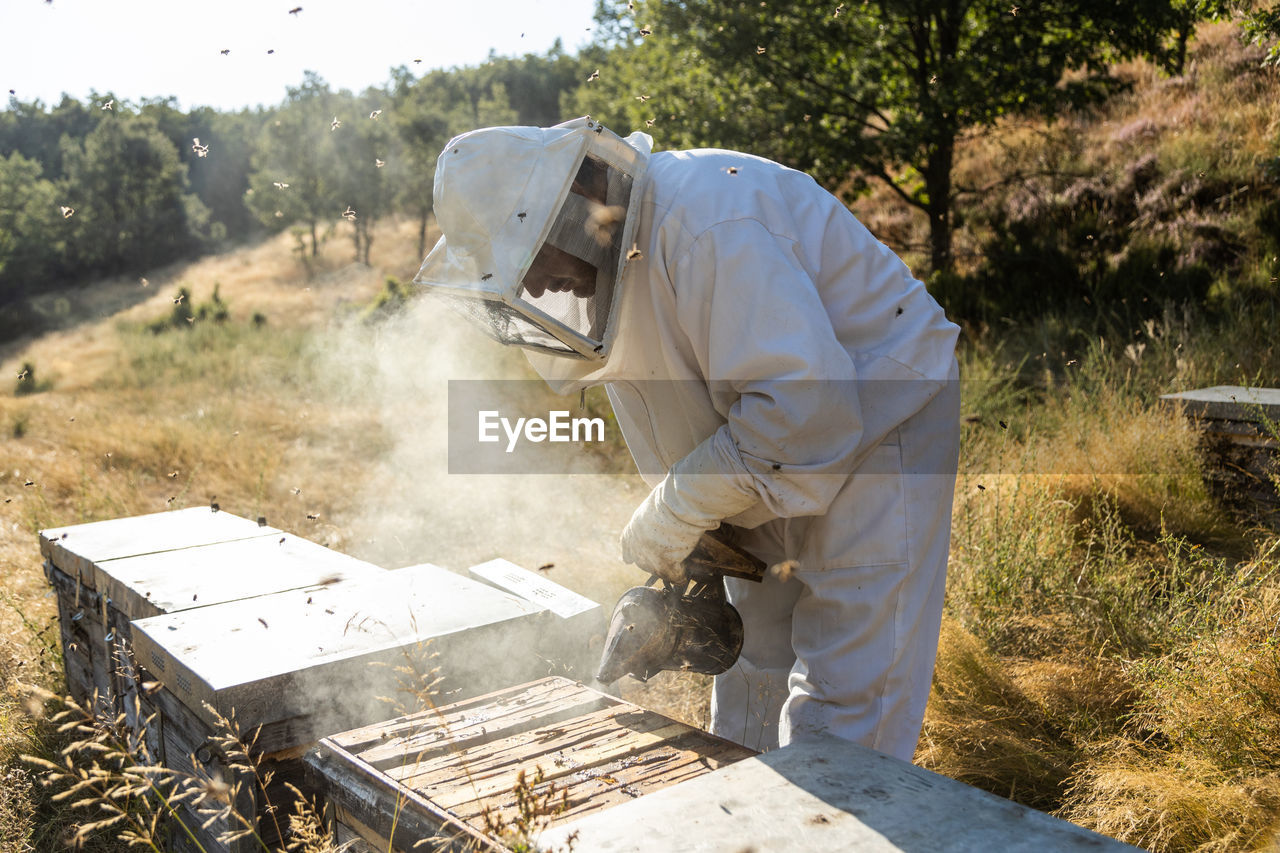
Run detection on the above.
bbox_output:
[414,118,652,376]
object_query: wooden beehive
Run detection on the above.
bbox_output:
[40,509,392,852]
[303,677,756,853]
[1161,385,1280,523]
[130,562,562,852]
[39,508,291,713]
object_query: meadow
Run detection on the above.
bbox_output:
[2,20,1280,852]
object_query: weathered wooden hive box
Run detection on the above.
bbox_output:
[39,507,378,717]
[303,676,756,852]
[1161,385,1280,522]
[41,509,602,853]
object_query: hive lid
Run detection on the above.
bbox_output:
[131,563,547,732]
[39,508,281,585]
[93,533,385,621]
[1160,385,1280,423]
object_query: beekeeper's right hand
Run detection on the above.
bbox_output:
[619,482,703,585]
[620,434,763,585]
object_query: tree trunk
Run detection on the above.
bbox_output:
[310,221,319,257]
[924,141,955,275]
[417,209,429,260]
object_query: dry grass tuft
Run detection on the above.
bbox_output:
[918,619,1078,811]
[1061,748,1280,852]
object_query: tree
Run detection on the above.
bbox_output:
[580,0,1184,275]
[387,65,517,260]
[332,88,395,264]
[0,152,65,303]
[141,99,264,245]
[245,72,344,258]
[59,112,207,274]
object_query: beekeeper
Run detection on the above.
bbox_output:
[414,117,961,762]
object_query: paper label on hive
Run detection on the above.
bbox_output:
[467,558,599,619]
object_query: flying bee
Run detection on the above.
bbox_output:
[330,116,342,131]
[756,45,767,55]
[267,49,275,54]
[414,58,423,64]
[537,563,555,572]
[586,202,625,247]
[220,49,230,56]
[101,99,113,110]
[587,69,600,82]
[307,512,320,520]
[635,94,650,102]
[16,369,28,380]
[375,158,385,168]
[725,166,739,175]
[638,25,652,36]
[369,109,382,120]
[140,277,148,287]
[168,470,179,479]
[191,137,209,157]
[626,244,643,260]
[342,205,356,221]
[481,273,494,281]
[771,559,799,582]
[273,181,289,189]
[833,2,844,16]
[645,119,655,127]
[289,6,302,14]
[172,293,184,304]
[517,211,527,221]
[59,205,74,218]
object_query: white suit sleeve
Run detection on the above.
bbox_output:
[664,218,866,522]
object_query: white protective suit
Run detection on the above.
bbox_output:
[418,122,961,761]
[528,144,962,760]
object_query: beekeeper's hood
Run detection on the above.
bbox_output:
[414,117,652,364]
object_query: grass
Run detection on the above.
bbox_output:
[3,16,1280,852]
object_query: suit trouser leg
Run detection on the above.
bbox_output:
[712,371,959,760]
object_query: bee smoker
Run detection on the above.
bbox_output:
[596,527,766,683]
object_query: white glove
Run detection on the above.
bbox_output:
[620,480,706,584]
[620,432,761,584]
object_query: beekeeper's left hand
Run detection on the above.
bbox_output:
[620,484,703,585]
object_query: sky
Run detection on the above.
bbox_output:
[1,0,600,112]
